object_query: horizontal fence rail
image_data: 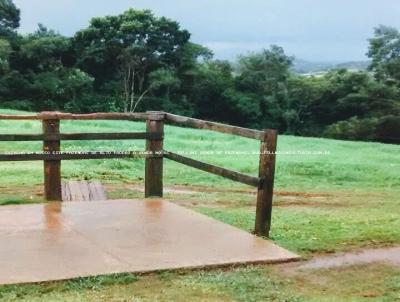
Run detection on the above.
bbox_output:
[164,151,261,188]
[164,113,264,140]
[0,132,163,141]
[0,151,159,161]
[0,112,149,121]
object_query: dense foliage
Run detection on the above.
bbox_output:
[0,1,399,143]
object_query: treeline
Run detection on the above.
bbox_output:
[0,0,399,143]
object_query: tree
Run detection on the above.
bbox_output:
[368,25,400,84]
[74,9,191,112]
[315,69,400,142]
[0,38,11,73]
[118,45,150,112]
[235,45,293,130]
[286,75,326,135]
[148,68,180,99]
[0,0,20,37]
[308,69,372,125]
[375,115,400,143]
[188,60,234,121]
[0,23,95,111]
[17,25,72,72]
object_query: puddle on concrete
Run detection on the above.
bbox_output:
[299,247,400,270]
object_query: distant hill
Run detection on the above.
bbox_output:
[334,61,370,70]
[292,59,370,74]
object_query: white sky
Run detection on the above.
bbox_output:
[13,0,400,62]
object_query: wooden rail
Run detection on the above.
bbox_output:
[164,151,260,187]
[0,132,162,141]
[0,111,277,237]
[0,151,154,161]
[165,113,264,140]
[0,112,149,120]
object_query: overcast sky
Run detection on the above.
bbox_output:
[13,0,400,62]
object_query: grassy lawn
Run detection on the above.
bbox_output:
[1,265,399,301]
[0,109,399,301]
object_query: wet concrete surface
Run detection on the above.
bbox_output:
[299,247,400,270]
[0,199,299,285]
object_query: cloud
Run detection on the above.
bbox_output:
[12,0,400,61]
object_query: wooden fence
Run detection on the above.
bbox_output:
[0,111,277,237]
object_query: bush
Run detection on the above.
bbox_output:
[324,117,379,141]
[375,115,400,144]
[0,99,34,111]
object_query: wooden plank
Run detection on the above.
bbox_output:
[87,182,98,200]
[164,151,260,188]
[0,132,162,141]
[145,112,164,197]
[68,181,82,201]
[0,112,149,121]
[78,181,91,200]
[61,182,68,201]
[64,182,72,201]
[254,130,278,237]
[63,181,79,201]
[0,114,43,120]
[0,151,154,161]
[39,112,149,121]
[58,132,162,141]
[62,181,107,201]
[88,181,107,200]
[165,113,264,140]
[43,119,62,201]
[0,134,45,141]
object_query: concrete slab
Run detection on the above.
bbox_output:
[0,200,299,285]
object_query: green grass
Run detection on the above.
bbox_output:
[1,265,399,301]
[198,193,400,254]
[0,108,399,301]
[0,197,32,206]
[0,109,398,191]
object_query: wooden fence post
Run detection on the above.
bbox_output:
[145,111,164,197]
[43,118,62,201]
[254,129,278,237]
